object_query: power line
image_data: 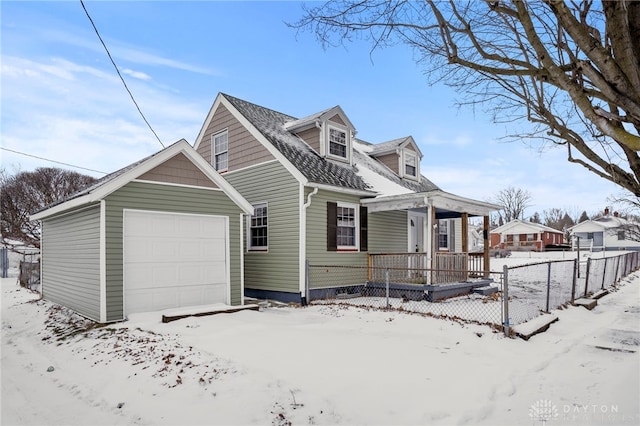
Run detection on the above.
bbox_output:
[79,0,165,149]
[0,147,108,175]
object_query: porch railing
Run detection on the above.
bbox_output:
[368,252,485,285]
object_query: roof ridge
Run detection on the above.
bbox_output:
[221,93,298,121]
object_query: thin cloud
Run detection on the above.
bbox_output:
[42,27,221,76]
[122,68,152,81]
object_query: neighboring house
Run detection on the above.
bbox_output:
[490,219,565,252]
[31,140,253,323]
[568,209,640,251]
[193,93,500,303]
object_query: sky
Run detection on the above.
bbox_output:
[0,1,628,219]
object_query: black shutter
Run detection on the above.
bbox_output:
[327,202,337,251]
[360,206,368,251]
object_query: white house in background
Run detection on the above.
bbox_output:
[568,209,640,251]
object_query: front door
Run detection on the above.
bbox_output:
[408,212,426,252]
[408,212,427,280]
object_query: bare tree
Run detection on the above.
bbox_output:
[293,0,640,196]
[492,186,533,223]
[578,210,590,223]
[1,168,97,249]
[529,211,541,223]
[607,194,640,242]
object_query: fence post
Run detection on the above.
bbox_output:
[584,258,591,297]
[545,262,552,313]
[576,236,580,278]
[502,265,510,337]
[385,269,390,308]
[571,259,577,304]
[0,248,8,279]
[601,257,608,290]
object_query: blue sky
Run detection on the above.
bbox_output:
[1,1,625,218]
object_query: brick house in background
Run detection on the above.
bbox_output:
[490,219,566,252]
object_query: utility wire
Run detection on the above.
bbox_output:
[80,0,165,149]
[1,147,108,174]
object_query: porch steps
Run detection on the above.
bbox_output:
[472,285,499,296]
[425,279,494,302]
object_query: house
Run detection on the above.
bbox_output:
[568,208,640,251]
[31,140,253,323]
[193,93,500,303]
[490,219,566,252]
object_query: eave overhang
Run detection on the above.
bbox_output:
[360,190,501,217]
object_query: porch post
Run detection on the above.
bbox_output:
[461,213,469,253]
[483,215,490,278]
[461,212,469,279]
[426,202,434,285]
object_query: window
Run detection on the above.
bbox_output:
[618,230,625,240]
[526,233,535,242]
[212,131,228,171]
[329,127,347,159]
[404,152,417,178]
[438,220,448,250]
[327,202,367,251]
[249,203,268,250]
[337,205,356,247]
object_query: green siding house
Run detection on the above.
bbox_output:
[194,93,500,303]
[32,140,253,322]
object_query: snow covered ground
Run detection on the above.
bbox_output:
[1,270,639,426]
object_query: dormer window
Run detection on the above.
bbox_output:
[402,150,419,180]
[329,126,348,159]
[405,152,417,177]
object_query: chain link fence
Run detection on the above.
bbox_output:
[308,251,640,336]
[308,264,505,329]
[503,259,577,327]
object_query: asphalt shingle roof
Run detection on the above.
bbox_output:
[223,94,440,194]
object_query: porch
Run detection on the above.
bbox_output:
[308,252,497,302]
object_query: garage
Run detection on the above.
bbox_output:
[123,209,229,316]
[33,140,253,322]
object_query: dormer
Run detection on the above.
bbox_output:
[370,136,423,181]
[284,106,356,165]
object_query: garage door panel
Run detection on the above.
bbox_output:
[124,210,228,316]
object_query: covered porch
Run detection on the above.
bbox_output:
[361,189,501,298]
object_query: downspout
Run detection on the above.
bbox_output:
[300,186,319,305]
[99,200,107,322]
[240,213,246,306]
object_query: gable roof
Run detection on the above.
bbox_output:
[568,215,634,232]
[283,105,355,133]
[369,136,423,158]
[31,139,253,220]
[198,93,439,196]
[220,94,373,192]
[491,219,563,235]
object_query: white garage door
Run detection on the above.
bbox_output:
[124,210,228,316]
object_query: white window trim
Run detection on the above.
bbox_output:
[327,124,350,163]
[438,219,449,250]
[212,130,229,172]
[402,150,419,180]
[337,201,359,251]
[247,202,268,251]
